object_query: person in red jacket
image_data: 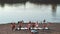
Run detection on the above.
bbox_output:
[32,23,35,28]
[11,23,16,31]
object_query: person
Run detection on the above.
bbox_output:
[32,23,35,28]
[11,23,16,31]
[26,21,31,30]
[35,21,39,28]
[31,22,39,34]
[18,20,23,30]
[43,23,47,29]
[43,19,46,23]
[42,19,47,29]
[42,23,49,32]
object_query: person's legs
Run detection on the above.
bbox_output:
[12,26,15,31]
[19,26,21,30]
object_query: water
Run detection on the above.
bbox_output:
[0,2,60,24]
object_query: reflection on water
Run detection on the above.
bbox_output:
[0,2,60,24]
[0,3,5,7]
[52,10,56,17]
[51,4,57,17]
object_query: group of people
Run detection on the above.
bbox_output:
[11,20,23,31]
[11,20,51,31]
[11,21,39,31]
[26,21,39,30]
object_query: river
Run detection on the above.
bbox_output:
[0,2,60,24]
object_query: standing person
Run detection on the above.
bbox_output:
[43,23,47,29]
[43,19,46,28]
[11,23,16,31]
[43,19,46,23]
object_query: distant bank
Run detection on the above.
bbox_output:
[0,0,60,4]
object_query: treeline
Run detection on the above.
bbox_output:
[0,0,28,4]
[29,0,60,4]
[0,0,60,4]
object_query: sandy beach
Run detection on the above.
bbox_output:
[0,23,60,34]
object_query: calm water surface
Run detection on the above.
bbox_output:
[0,2,60,24]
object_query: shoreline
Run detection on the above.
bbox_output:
[0,22,60,24]
[0,23,60,34]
